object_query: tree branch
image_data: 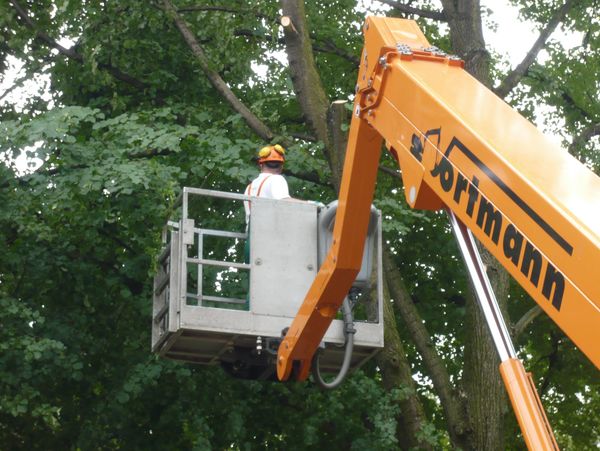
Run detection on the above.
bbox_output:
[378,165,400,179]
[280,3,331,151]
[10,0,81,60]
[233,28,278,41]
[12,147,178,184]
[289,132,316,142]
[379,0,446,22]
[179,5,359,65]
[10,145,331,190]
[0,72,30,102]
[513,305,542,339]
[313,38,360,66]
[233,29,359,65]
[283,168,330,187]
[374,274,433,450]
[494,0,576,99]
[129,148,176,159]
[178,5,263,17]
[162,0,274,141]
[383,250,469,447]
[9,0,147,90]
[569,122,600,154]
[327,100,348,192]
[539,333,561,395]
[527,69,597,122]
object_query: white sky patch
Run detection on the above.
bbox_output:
[0,55,53,110]
[0,35,73,109]
[482,1,584,65]
[1,37,75,173]
[481,0,538,66]
[479,0,584,146]
[12,142,44,175]
[0,55,46,174]
[250,40,289,84]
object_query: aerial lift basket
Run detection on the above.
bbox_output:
[151,187,384,379]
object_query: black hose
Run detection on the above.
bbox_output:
[311,298,355,389]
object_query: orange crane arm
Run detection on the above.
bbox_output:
[277,17,599,449]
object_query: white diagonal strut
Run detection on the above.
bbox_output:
[447,209,516,362]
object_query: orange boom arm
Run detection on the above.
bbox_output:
[277,17,599,450]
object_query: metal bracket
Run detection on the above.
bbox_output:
[181,218,195,245]
[358,43,463,118]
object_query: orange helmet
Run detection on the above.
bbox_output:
[257,144,286,164]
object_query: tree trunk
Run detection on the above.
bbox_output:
[441,1,511,448]
[327,100,348,193]
[280,0,331,152]
[329,101,430,449]
[461,260,509,451]
[376,277,432,450]
[384,250,470,449]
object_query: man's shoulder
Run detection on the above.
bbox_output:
[269,175,288,188]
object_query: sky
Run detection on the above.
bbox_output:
[481,0,582,64]
[482,0,539,64]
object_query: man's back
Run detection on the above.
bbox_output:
[244,172,290,223]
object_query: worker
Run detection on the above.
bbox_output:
[241,144,291,310]
[243,144,290,225]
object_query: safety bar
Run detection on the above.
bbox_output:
[179,189,251,307]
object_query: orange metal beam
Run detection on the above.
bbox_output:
[353,17,600,369]
[277,114,382,381]
[277,16,599,448]
[500,359,559,451]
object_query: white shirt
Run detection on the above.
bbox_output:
[244,173,290,223]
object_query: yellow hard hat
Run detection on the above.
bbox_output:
[257,144,286,164]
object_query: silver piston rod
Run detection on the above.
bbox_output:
[447,209,516,362]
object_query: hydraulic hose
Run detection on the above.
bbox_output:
[311,297,356,389]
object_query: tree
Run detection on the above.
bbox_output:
[1,0,598,449]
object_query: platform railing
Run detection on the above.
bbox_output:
[153,188,254,350]
[186,225,249,306]
[180,188,252,308]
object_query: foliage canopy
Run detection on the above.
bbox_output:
[1,0,598,449]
